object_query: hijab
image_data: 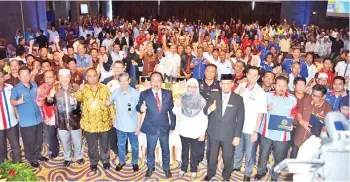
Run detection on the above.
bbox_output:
[181,78,207,117]
[102,53,113,71]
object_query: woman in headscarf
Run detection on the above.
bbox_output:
[249,55,265,84]
[122,46,142,83]
[97,52,114,82]
[172,78,208,180]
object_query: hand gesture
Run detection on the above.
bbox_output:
[17,94,25,105]
[267,103,273,111]
[232,137,240,146]
[135,127,141,135]
[209,100,217,112]
[105,100,111,106]
[131,60,138,66]
[54,36,60,44]
[250,133,258,142]
[204,59,210,64]
[140,101,147,112]
[79,80,85,91]
[29,39,35,46]
[49,87,56,98]
[4,74,10,80]
[174,97,182,107]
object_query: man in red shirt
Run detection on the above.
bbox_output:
[241,34,253,51]
[136,31,147,46]
[152,19,159,34]
[318,58,334,86]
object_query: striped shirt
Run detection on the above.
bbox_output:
[259,91,297,142]
[0,84,18,130]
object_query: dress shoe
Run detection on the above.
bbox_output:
[254,173,266,180]
[103,162,110,170]
[132,164,139,172]
[233,168,241,172]
[63,160,72,167]
[38,156,49,162]
[243,175,250,181]
[191,172,197,180]
[204,175,213,181]
[49,153,58,159]
[90,165,98,171]
[164,170,172,178]
[76,158,85,165]
[30,161,40,168]
[115,163,125,171]
[178,171,185,177]
[145,168,155,177]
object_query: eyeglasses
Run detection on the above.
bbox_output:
[128,103,131,111]
[311,93,322,99]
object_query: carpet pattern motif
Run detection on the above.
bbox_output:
[8,139,284,181]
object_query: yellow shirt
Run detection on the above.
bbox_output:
[75,83,115,133]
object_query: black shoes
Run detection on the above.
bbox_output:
[204,175,213,181]
[49,153,58,159]
[63,160,72,167]
[145,168,155,177]
[76,159,85,165]
[243,175,250,181]
[30,161,40,168]
[132,164,139,172]
[38,156,49,162]
[233,168,241,172]
[115,163,125,171]
[164,170,172,178]
[254,173,266,180]
[90,165,98,171]
[103,162,110,170]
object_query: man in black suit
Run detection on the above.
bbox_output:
[203,74,245,181]
[121,31,134,49]
[114,31,123,45]
[136,72,176,178]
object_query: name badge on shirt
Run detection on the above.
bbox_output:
[211,89,219,92]
[227,104,233,107]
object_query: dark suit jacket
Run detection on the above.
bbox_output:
[204,91,244,142]
[121,36,134,48]
[136,88,176,136]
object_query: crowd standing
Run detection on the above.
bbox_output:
[0,14,349,181]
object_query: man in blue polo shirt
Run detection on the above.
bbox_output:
[326,76,348,111]
[254,76,297,181]
[190,47,207,80]
[281,48,308,78]
[74,44,93,73]
[107,72,140,172]
[10,67,48,168]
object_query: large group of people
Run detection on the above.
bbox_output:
[0,14,349,181]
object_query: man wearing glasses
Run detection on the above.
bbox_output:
[107,72,140,172]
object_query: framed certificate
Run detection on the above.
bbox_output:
[268,115,293,132]
[310,114,324,137]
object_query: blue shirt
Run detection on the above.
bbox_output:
[191,57,207,80]
[259,91,297,142]
[74,54,93,68]
[261,61,274,72]
[10,82,42,127]
[281,59,309,78]
[325,89,347,111]
[258,45,270,61]
[110,86,140,132]
[268,42,279,53]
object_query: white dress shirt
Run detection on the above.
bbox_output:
[164,51,181,77]
[222,92,231,116]
[216,59,234,80]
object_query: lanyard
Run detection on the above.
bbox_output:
[344,64,349,78]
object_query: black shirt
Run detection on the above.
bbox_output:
[198,79,221,101]
[36,35,48,48]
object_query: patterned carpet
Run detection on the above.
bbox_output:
[3,138,288,181]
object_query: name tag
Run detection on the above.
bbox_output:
[211,89,219,92]
[227,104,233,107]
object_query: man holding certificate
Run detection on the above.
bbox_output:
[293,84,332,157]
[255,76,297,181]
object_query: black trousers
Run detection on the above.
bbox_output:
[44,124,59,156]
[207,136,234,181]
[85,130,110,165]
[21,123,43,162]
[109,127,128,155]
[257,135,289,180]
[0,124,21,163]
[180,136,201,172]
[198,141,205,162]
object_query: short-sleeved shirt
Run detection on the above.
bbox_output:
[163,51,181,77]
[216,60,234,81]
[259,91,297,142]
[110,86,140,132]
[10,82,42,127]
[281,59,309,78]
[326,89,348,111]
[5,74,20,86]
[191,57,207,80]
[0,84,18,130]
[235,83,267,134]
[198,80,221,101]
[74,54,93,68]
[335,61,349,78]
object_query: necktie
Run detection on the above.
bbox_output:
[155,93,161,112]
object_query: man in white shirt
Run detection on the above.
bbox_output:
[111,44,124,62]
[162,37,181,82]
[203,44,215,64]
[216,51,233,80]
[101,32,114,49]
[233,66,267,181]
[47,26,59,44]
[335,51,349,78]
[93,24,102,38]
[288,62,302,91]
[305,52,317,84]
